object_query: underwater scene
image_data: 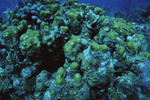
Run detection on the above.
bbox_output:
[0,0,150,99]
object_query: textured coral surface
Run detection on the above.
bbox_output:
[0,0,150,100]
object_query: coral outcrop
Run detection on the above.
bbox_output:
[0,0,150,99]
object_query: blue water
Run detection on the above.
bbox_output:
[0,0,18,17]
[0,0,150,18]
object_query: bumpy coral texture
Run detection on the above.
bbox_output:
[0,0,149,100]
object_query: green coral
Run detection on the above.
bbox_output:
[39,0,58,4]
[113,21,135,36]
[99,44,108,52]
[81,3,86,9]
[28,25,32,29]
[91,43,100,52]
[40,10,52,18]
[127,23,135,33]
[1,26,19,42]
[46,0,58,3]
[91,43,108,52]
[1,20,27,42]
[73,2,79,7]
[40,21,47,29]
[94,7,105,15]
[55,76,65,86]
[68,0,78,4]
[55,67,66,86]
[11,19,19,25]
[98,16,108,23]
[67,8,84,23]
[40,21,51,30]
[71,35,81,44]
[64,35,81,53]
[136,34,145,40]
[127,41,138,52]
[1,24,8,31]
[54,10,63,17]
[60,26,69,32]
[57,67,66,77]
[19,20,28,28]
[94,36,99,41]
[54,10,63,21]
[17,20,28,33]
[140,52,150,58]
[20,29,41,53]
[45,4,59,11]
[108,31,118,40]
[113,22,124,31]
[99,28,107,35]
[70,62,79,70]
[118,40,125,45]
[117,46,125,56]
[43,25,50,30]
[136,52,150,61]
[64,41,75,53]
[54,16,62,21]
[74,73,82,84]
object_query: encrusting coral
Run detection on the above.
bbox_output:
[0,0,149,99]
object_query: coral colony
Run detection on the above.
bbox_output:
[0,0,150,99]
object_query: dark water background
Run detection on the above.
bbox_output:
[0,0,150,19]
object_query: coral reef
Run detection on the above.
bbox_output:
[0,0,150,99]
[134,6,150,23]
